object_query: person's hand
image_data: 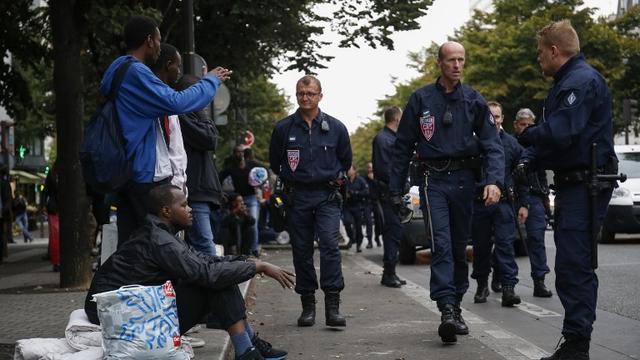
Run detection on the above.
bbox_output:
[255,261,295,289]
[517,124,536,147]
[518,206,529,224]
[483,184,501,206]
[207,66,232,82]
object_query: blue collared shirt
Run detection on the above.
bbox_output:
[269,109,352,184]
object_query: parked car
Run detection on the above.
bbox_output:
[399,185,431,264]
[600,145,640,242]
[398,184,531,264]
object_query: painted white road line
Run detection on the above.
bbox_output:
[489,297,561,318]
[351,256,550,360]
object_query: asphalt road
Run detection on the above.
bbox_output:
[368,230,640,360]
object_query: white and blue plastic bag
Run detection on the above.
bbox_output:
[92,281,189,359]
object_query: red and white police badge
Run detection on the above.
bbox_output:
[287,149,300,172]
[420,112,435,141]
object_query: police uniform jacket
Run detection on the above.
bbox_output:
[390,79,504,194]
[479,130,528,208]
[372,126,397,184]
[519,54,615,170]
[269,109,352,185]
[345,175,369,208]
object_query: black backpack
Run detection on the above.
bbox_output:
[80,60,133,194]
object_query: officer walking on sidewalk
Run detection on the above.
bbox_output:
[269,75,352,328]
[512,108,553,298]
[519,20,617,360]
[343,165,369,252]
[389,41,504,344]
[372,106,406,288]
[471,101,527,306]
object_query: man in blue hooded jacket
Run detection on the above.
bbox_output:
[102,15,231,247]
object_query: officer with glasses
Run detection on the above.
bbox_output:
[269,75,352,328]
[389,41,504,344]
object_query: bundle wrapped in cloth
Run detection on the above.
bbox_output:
[13,309,103,360]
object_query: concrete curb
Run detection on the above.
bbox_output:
[216,279,251,360]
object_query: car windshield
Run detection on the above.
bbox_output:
[617,152,640,178]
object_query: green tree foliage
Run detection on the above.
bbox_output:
[350,119,384,174]
[456,0,626,133]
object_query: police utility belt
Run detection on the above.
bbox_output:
[418,156,483,173]
[553,169,615,188]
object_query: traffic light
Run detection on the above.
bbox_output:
[17,145,29,160]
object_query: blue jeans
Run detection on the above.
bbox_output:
[187,201,216,256]
[243,195,259,252]
[16,212,33,242]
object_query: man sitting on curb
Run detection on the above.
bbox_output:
[84,184,293,360]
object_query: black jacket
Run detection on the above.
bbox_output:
[84,214,257,324]
[179,109,223,206]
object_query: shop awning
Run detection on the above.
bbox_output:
[10,169,45,183]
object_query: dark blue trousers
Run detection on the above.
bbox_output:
[554,183,612,339]
[380,200,402,272]
[287,188,344,295]
[471,201,519,286]
[343,205,364,247]
[525,194,551,280]
[421,170,475,308]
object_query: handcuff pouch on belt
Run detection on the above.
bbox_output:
[269,177,292,232]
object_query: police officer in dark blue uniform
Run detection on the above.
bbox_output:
[364,162,383,249]
[343,165,369,252]
[519,21,616,360]
[512,108,553,298]
[389,42,505,344]
[471,101,527,306]
[372,106,406,288]
[269,75,352,328]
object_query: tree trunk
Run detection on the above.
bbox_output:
[50,0,92,288]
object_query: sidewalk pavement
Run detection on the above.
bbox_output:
[0,239,241,360]
[249,246,510,360]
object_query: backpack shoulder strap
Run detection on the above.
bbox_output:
[107,59,134,101]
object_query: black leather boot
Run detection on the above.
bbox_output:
[474,278,490,303]
[533,279,553,297]
[438,304,457,343]
[502,285,522,307]
[394,274,407,285]
[297,294,316,327]
[541,337,590,360]
[453,303,469,335]
[325,291,346,327]
[381,271,402,288]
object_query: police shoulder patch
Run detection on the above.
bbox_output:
[488,113,495,125]
[565,91,578,106]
